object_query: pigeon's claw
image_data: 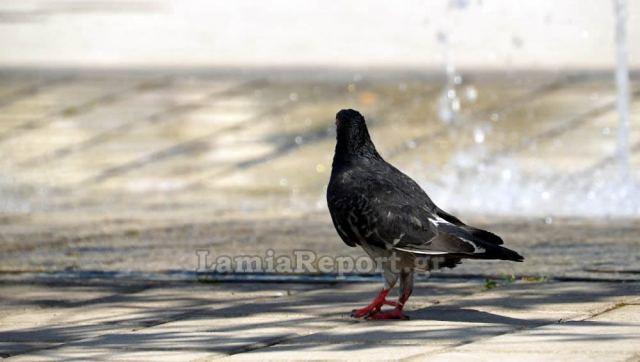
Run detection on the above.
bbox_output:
[365,309,410,320]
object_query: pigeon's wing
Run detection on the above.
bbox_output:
[328,163,517,259]
[336,192,513,259]
[387,205,488,256]
[434,208,504,245]
[331,189,486,256]
[392,206,522,261]
[384,164,503,245]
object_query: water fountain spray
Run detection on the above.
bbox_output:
[614,0,631,180]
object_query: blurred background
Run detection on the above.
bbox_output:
[0,0,638,278]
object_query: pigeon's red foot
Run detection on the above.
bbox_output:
[351,305,377,318]
[365,309,410,320]
[351,289,394,318]
[351,301,397,318]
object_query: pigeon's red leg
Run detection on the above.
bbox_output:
[367,269,413,320]
[365,289,411,320]
[351,288,393,318]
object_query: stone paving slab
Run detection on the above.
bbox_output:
[0,282,323,358]
[409,304,640,362]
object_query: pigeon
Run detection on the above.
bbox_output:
[327,109,523,320]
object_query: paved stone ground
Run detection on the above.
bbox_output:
[0,279,639,361]
[1,69,639,360]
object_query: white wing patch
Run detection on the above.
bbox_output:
[428,215,486,254]
[427,215,450,227]
[393,246,449,255]
[392,233,405,245]
[410,216,422,228]
[461,237,486,254]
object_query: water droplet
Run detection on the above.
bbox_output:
[294,136,304,145]
[288,93,298,101]
[453,75,463,85]
[279,178,289,187]
[438,93,454,123]
[544,216,553,224]
[465,86,478,101]
[316,163,326,173]
[490,113,500,122]
[347,83,356,92]
[473,128,485,144]
[451,99,461,112]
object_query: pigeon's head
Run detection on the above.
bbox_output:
[334,109,377,157]
[335,109,365,127]
[335,109,368,137]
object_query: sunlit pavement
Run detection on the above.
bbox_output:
[0,279,639,361]
[0,69,639,360]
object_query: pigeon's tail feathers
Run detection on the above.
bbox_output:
[435,222,505,249]
[394,231,523,262]
[479,243,524,262]
[463,227,504,245]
